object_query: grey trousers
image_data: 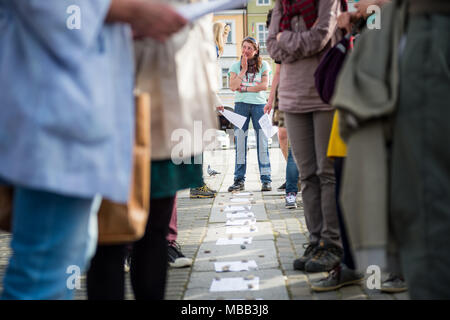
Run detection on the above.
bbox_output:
[285,110,341,248]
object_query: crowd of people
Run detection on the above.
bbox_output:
[0,0,449,300]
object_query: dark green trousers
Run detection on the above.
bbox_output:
[390,13,450,299]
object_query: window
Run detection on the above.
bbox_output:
[256,23,268,48]
[225,24,233,44]
[222,68,229,88]
[256,0,271,6]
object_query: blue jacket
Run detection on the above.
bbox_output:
[0,0,135,203]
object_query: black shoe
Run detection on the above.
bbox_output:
[381,274,408,293]
[305,241,343,273]
[228,180,244,192]
[277,182,286,191]
[168,241,192,268]
[261,182,272,192]
[311,264,364,292]
[293,243,318,271]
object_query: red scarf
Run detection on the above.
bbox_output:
[279,0,318,31]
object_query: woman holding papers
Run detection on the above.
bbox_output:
[228,37,272,192]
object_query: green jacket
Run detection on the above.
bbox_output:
[331,0,408,270]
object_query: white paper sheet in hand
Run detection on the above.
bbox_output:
[176,0,249,22]
[210,277,259,292]
[220,109,247,129]
[216,237,253,245]
[214,260,258,272]
[258,113,278,139]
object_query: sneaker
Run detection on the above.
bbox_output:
[204,185,218,194]
[311,264,364,292]
[305,241,343,273]
[285,192,297,209]
[261,182,272,192]
[190,185,216,198]
[277,182,286,191]
[293,243,318,271]
[228,180,245,192]
[380,274,408,293]
[168,241,192,268]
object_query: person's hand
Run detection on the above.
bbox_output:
[131,1,187,41]
[264,103,272,114]
[354,0,379,19]
[337,12,352,34]
[276,32,283,41]
[240,55,248,74]
[216,106,225,112]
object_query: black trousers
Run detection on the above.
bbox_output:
[87,196,176,300]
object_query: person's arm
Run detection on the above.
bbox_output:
[264,63,281,114]
[106,0,187,41]
[266,0,292,62]
[229,58,248,91]
[276,0,340,58]
[244,71,269,93]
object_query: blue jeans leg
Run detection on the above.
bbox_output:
[234,102,251,182]
[1,187,97,300]
[251,104,271,183]
[285,146,299,194]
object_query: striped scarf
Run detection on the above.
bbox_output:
[279,0,318,31]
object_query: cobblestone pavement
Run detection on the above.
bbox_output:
[0,148,409,300]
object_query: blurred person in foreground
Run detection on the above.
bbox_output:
[0,0,186,300]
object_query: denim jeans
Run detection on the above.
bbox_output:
[1,181,99,300]
[285,146,299,194]
[233,102,271,183]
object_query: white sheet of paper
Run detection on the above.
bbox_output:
[216,237,252,245]
[220,109,247,129]
[176,0,249,22]
[258,113,279,139]
[230,197,252,203]
[226,218,256,226]
[224,205,251,212]
[226,211,255,219]
[232,192,253,197]
[214,260,258,272]
[210,277,259,292]
[226,226,258,234]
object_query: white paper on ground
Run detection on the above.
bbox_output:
[220,109,247,129]
[232,192,253,197]
[210,277,259,292]
[226,218,256,226]
[224,205,251,212]
[226,226,258,234]
[230,197,252,203]
[214,260,258,272]
[176,0,249,22]
[216,237,253,245]
[226,211,255,219]
[258,113,279,139]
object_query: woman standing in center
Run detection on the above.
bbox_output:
[228,37,272,192]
